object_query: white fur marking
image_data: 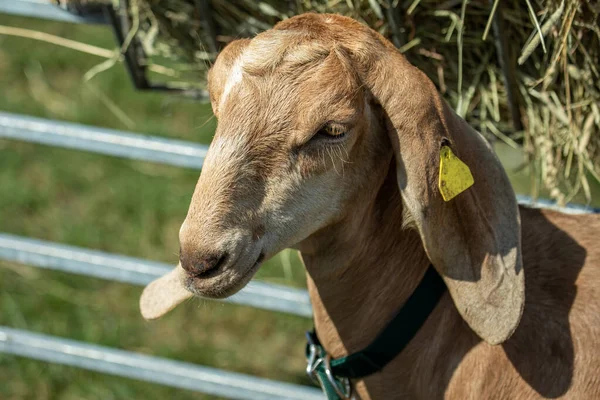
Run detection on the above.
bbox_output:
[220,57,244,109]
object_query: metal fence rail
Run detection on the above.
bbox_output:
[0,0,107,24]
[0,112,209,170]
[0,233,313,318]
[0,326,322,400]
[516,195,599,215]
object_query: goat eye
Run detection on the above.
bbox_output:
[314,124,348,141]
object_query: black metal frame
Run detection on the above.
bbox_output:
[103,1,207,100]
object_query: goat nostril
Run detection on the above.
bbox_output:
[182,252,228,276]
[208,253,227,272]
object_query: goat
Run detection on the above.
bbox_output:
[140,13,600,399]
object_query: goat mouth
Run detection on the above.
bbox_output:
[235,252,265,283]
[184,252,265,299]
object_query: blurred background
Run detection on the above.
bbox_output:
[0,1,599,399]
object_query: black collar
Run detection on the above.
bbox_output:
[306,265,446,383]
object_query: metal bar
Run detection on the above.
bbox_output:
[194,0,220,54]
[0,233,314,318]
[102,6,207,99]
[516,195,599,215]
[107,1,151,91]
[385,0,406,48]
[0,112,208,169]
[0,0,107,24]
[489,0,523,132]
[0,326,322,400]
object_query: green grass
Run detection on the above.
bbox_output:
[0,12,598,400]
[0,14,310,400]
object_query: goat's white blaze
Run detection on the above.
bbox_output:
[219,56,245,109]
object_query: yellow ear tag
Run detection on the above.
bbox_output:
[438,146,474,201]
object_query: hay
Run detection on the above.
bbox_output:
[57,0,600,203]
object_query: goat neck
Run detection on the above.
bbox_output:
[297,161,432,360]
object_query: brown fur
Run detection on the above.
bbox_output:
[173,13,600,399]
[303,182,600,399]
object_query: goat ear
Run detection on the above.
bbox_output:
[207,39,251,117]
[139,264,192,320]
[366,52,524,344]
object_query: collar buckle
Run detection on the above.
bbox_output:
[323,354,353,399]
[305,332,322,384]
[305,331,353,399]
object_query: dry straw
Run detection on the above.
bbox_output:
[57,0,600,203]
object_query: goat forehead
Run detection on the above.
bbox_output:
[215,86,296,153]
[216,50,359,146]
[220,73,303,128]
[219,56,245,109]
[218,33,335,106]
